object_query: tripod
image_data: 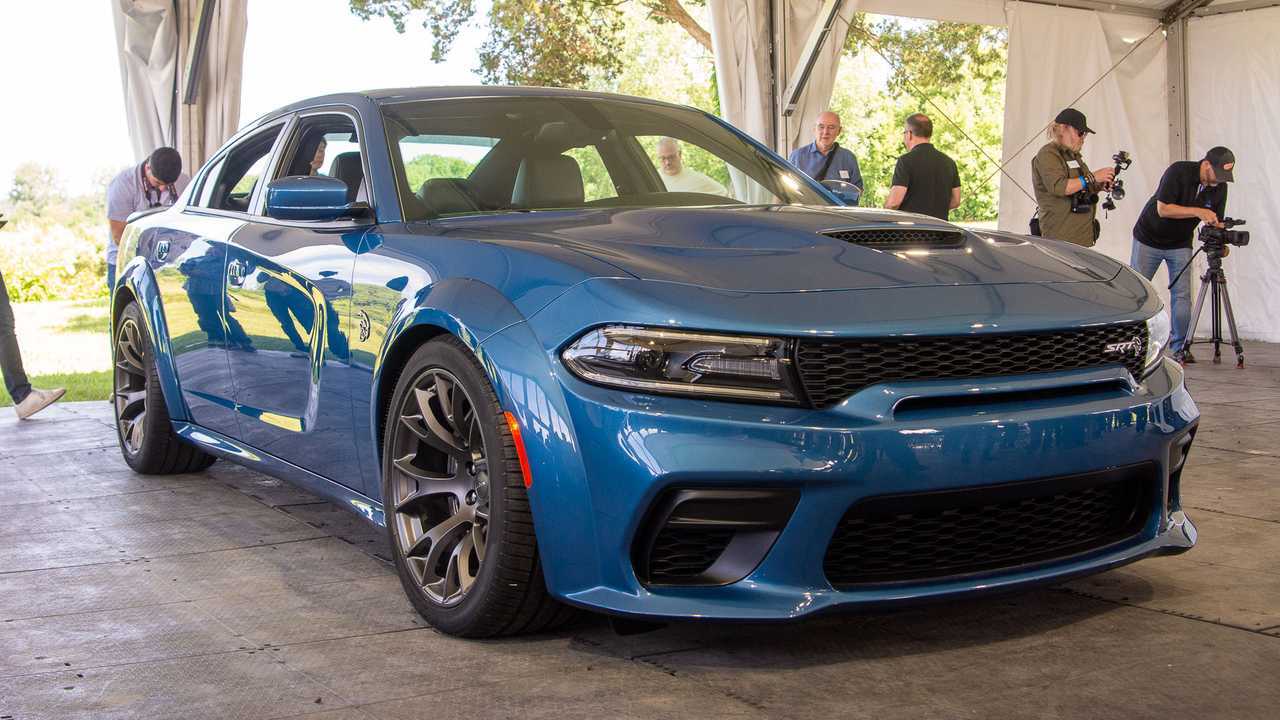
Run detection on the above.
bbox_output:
[1179,246,1244,368]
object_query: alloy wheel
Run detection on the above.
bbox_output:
[114,317,149,455]
[389,368,490,606]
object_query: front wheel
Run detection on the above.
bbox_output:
[114,302,216,474]
[382,336,573,637]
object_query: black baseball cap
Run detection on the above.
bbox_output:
[1204,146,1235,182]
[1054,108,1094,135]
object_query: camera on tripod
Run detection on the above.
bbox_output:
[1199,217,1249,254]
[1175,217,1249,367]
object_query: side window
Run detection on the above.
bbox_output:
[395,134,498,216]
[277,114,364,204]
[637,135,734,199]
[399,135,495,191]
[195,156,225,208]
[198,125,283,212]
[564,146,617,202]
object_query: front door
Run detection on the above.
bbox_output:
[222,111,371,489]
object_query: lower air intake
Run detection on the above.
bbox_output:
[824,463,1156,587]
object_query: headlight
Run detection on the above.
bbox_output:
[561,326,801,403]
[1144,308,1171,376]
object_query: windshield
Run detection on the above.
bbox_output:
[380,96,831,221]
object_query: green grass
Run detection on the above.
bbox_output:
[58,312,111,334]
[0,370,112,407]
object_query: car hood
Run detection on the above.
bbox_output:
[438,205,1123,293]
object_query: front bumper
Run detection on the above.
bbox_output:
[509,345,1198,621]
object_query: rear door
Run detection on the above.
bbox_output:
[222,110,370,489]
[153,120,287,438]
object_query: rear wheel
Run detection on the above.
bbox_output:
[383,336,573,637]
[114,302,216,474]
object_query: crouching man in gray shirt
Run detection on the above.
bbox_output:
[105,147,190,291]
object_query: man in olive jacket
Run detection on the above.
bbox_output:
[1031,108,1115,247]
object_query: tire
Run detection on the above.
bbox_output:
[114,301,217,475]
[382,336,575,637]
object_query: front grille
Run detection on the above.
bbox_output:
[647,526,734,582]
[796,323,1148,408]
[824,464,1155,587]
[819,228,965,249]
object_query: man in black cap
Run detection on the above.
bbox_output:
[1131,146,1235,363]
[1031,108,1116,246]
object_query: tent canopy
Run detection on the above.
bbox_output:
[708,0,1280,342]
[113,0,1280,341]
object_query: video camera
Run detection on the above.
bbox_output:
[1200,217,1250,254]
[1101,151,1132,212]
[1069,150,1131,215]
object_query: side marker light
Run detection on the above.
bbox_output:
[504,411,533,489]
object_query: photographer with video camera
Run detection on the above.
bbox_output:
[1031,108,1116,247]
[1131,147,1235,363]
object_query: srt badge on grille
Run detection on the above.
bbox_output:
[1104,336,1143,357]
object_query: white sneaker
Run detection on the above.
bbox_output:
[15,387,66,420]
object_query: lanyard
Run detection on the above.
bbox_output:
[139,163,173,208]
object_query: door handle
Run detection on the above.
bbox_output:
[155,239,170,262]
[228,259,246,286]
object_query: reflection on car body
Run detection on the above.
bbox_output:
[110,87,1197,638]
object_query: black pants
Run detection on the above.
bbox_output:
[0,270,32,404]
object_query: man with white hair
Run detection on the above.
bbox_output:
[788,110,862,203]
[655,137,728,196]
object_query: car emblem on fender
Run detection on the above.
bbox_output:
[358,310,371,342]
[1104,336,1144,357]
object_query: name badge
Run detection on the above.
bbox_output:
[1066,160,1081,169]
[839,170,850,179]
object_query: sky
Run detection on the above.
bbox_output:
[0,0,487,199]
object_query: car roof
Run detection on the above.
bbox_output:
[257,86,693,124]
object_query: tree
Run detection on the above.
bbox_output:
[832,17,1008,221]
[348,0,709,86]
[7,163,65,218]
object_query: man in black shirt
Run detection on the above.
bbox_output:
[1131,146,1234,363]
[884,113,961,220]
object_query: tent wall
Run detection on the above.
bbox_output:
[709,0,860,156]
[113,0,179,162]
[112,0,246,171]
[1186,6,1280,342]
[998,2,1169,276]
[176,0,248,170]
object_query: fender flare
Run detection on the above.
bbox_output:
[371,279,600,595]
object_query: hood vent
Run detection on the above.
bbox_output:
[820,227,966,250]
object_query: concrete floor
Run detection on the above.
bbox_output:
[2,346,1279,720]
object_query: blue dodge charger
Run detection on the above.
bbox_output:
[112,87,1198,637]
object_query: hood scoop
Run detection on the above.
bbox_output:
[819,227,966,250]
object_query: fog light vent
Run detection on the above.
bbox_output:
[632,488,799,587]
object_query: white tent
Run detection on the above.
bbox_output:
[112,0,247,171]
[709,0,1280,342]
[112,0,1279,342]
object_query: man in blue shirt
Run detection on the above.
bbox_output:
[788,111,863,204]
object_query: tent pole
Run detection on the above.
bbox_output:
[780,0,843,118]
[767,0,779,153]
[183,0,217,105]
[1166,17,1190,161]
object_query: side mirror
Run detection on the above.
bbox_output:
[265,176,368,221]
[821,179,862,206]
